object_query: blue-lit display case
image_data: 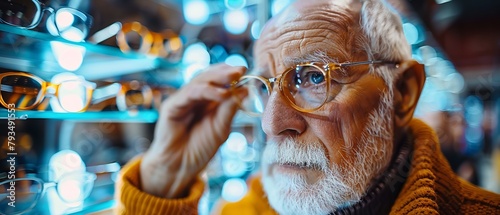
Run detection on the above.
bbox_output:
[0,23,183,121]
[0,17,264,214]
[0,22,169,214]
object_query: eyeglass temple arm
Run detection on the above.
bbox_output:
[87,22,122,44]
[337,60,399,67]
[91,83,122,104]
[86,162,121,174]
[231,75,275,88]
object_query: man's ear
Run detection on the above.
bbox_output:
[393,61,426,128]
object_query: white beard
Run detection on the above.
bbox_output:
[261,91,394,215]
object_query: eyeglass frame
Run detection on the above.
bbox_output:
[116,80,154,111]
[89,80,172,111]
[0,0,92,34]
[116,22,183,58]
[0,72,96,112]
[233,60,399,115]
[0,172,96,215]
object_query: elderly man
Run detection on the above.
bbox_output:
[115,0,500,214]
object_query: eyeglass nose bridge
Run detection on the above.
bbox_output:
[266,77,278,94]
[46,83,58,96]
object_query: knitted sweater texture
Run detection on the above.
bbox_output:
[115,119,500,214]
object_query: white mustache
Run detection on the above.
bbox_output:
[262,137,329,172]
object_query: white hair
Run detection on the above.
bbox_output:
[359,0,412,87]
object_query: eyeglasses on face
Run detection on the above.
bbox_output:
[0,72,96,112]
[232,60,398,116]
[0,0,93,41]
[0,172,96,215]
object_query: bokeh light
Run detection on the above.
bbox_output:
[223,9,249,35]
[221,178,248,202]
[49,150,85,181]
[55,11,74,30]
[183,42,210,65]
[183,0,210,25]
[50,41,85,71]
[403,23,419,45]
[182,42,211,81]
[58,179,82,202]
[225,0,246,10]
[225,54,248,68]
[271,0,292,16]
[224,132,248,154]
[251,20,261,39]
[58,81,87,112]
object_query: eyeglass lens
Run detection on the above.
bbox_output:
[56,172,95,203]
[235,77,270,115]
[0,0,41,28]
[282,65,328,110]
[0,75,43,109]
[124,30,146,51]
[57,80,91,112]
[236,64,328,115]
[49,8,91,41]
[124,89,147,110]
[0,179,42,215]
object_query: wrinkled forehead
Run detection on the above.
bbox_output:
[269,0,358,25]
[253,0,363,76]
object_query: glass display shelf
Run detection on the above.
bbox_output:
[0,109,159,122]
[0,24,180,81]
[0,24,260,123]
[67,200,115,215]
[0,109,262,124]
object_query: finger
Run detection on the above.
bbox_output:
[214,89,249,136]
[192,64,246,86]
[164,84,230,119]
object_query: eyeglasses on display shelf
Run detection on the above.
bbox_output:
[90,80,177,111]
[0,171,96,215]
[231,60,400,116]
[116,22,183,60]
[116,80,153,111]
[0,0,93,42]
[0,72,96,113]
[90,81,152,112]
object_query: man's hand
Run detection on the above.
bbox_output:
[140,64,246,198]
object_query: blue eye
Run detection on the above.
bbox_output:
[310,72,325,84]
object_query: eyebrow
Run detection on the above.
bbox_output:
[282,50,341,68]
[251,50,345,77]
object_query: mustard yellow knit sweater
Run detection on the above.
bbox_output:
[115,119,500,214]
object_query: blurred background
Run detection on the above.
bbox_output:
[0,0,499,214]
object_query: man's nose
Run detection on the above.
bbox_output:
[261,89,306,137]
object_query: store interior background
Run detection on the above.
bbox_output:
[0,0,499,214]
